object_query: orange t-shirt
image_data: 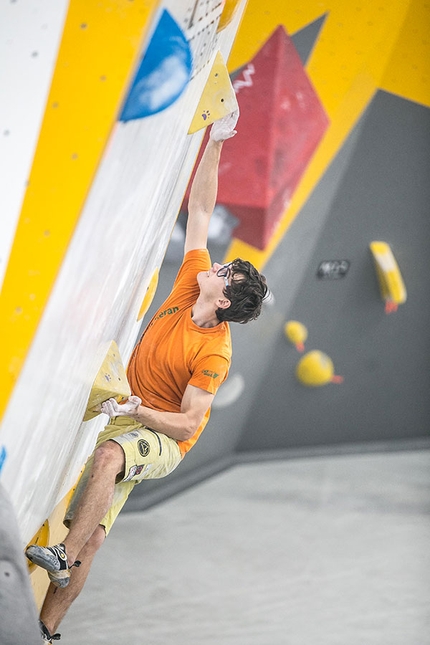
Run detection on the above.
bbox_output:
[127,249,231,455]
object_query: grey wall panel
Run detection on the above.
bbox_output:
[237,90,430,454]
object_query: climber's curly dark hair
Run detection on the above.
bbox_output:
[216,258,269,324]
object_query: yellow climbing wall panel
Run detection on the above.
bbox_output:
[380,0,430,108]
[0,0,157,422]
[224,0,426,269]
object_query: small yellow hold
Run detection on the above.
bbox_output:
[137,267,159,321]
[369,241,406,314]
[284,320,308,352]
[217,0,242,32]
[296,350,343,387]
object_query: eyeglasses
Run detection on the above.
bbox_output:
[216,263,232,289]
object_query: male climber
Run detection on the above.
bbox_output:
[26,109,268,644]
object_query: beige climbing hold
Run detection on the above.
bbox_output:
[84,341,131,421]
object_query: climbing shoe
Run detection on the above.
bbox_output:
[39,619,61,643]
[26,543,80,588]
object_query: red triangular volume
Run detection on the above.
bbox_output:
[185,25,329,250]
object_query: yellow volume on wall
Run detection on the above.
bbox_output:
[0,0,159,421]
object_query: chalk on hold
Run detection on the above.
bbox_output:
[369,241,406,314]
[217,0,242,31]
[84,341,131,421]
[296,350,343,387]
[138,268,159,321]
[284,320,308,352]
[188,51,239,134]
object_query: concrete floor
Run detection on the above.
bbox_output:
[60,450,430,645]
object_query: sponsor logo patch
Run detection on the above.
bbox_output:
[123,464,145,482]
[202,369,219,379]
[123,465,137,481]
[138,439,150,457]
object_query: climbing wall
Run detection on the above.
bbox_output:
[2,0,429,562]
[0,0,247,545]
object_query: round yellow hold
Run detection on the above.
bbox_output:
[296,350,334,387]
[284,320,308,352]
[137,268,159,321]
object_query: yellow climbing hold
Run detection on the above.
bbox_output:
[296,350,343,387]
[217,0,242,32]
[83,341,131,421]
[284,320,308,352]
[369,241,406,314]
[137,267,159,321]
[188,51,239,134]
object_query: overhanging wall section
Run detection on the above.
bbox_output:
[0,0,247,544]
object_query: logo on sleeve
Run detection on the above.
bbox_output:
[202,370,219,379]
